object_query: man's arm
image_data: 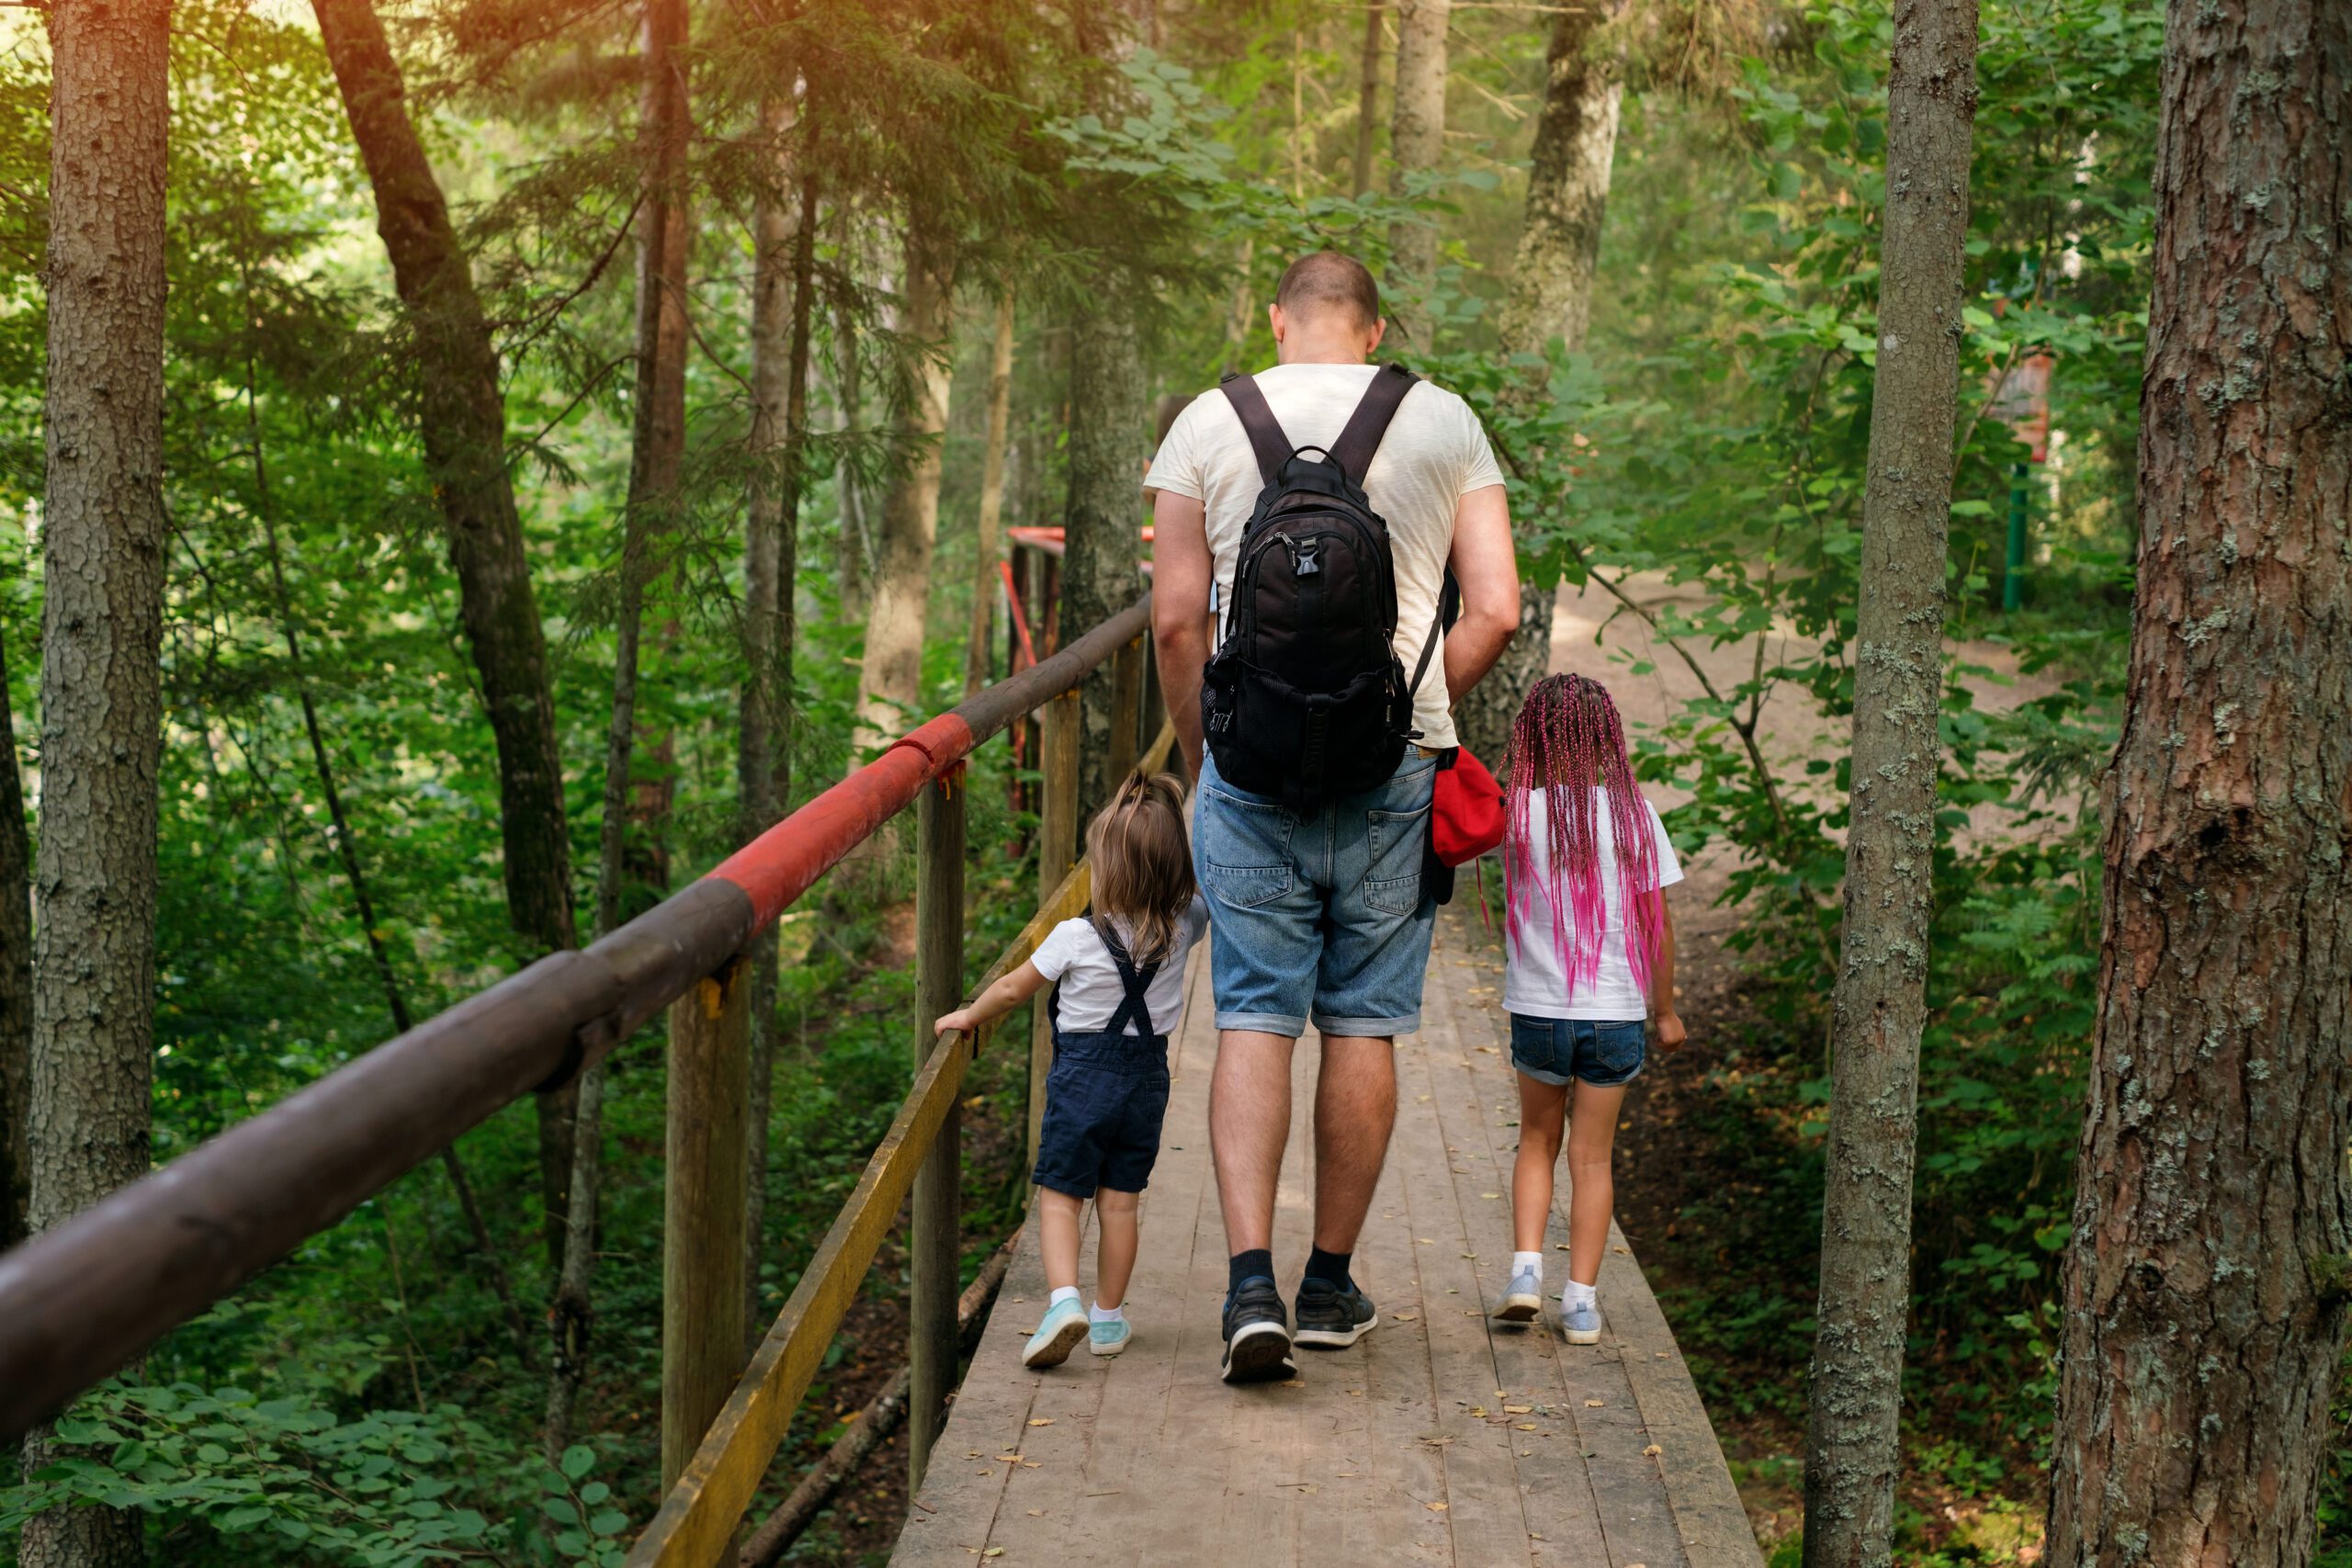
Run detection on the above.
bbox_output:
[1150,487,1213,780]
[1443,482,1519,703]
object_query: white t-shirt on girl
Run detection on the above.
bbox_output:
[1502,790,1683,1022]
[1032,896,1211,1034]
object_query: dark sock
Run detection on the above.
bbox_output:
[1304,1247,1353,1292]
[1228,1248,1274,1294]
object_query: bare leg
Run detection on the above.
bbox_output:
[1095,1188,1140,1308]
[1512,1073,1570,1253]
[1310,1034,1397,1255]
[1564,1080,1629,1287]
[1210,1029,1296,1255]
[1039,1188,1085,1294]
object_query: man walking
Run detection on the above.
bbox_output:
[1148,252,1520,1382]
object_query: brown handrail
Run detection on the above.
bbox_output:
[0,592,1155,1442]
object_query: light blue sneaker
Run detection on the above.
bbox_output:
[1023,1296,1089,1370]
[1087,1314,1132,1357]
[1559,1293,1602,1345]
[1494,1265,1543,1325]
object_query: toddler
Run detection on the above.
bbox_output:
[935,772,1207,1368]
[1491,675,1686,1343]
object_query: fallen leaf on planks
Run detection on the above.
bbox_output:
[1477,1045,1500,1055]
[1586,1399,1605,1408]
[1395,1312,1419,1322]
[1026,1510,1043,1517]
[1644,1445,1663,1458]
[1504,1404,1533,1414]
[1426,1502,1451,1513]
[1468,1405,1488,1417]
[1027,1417,1055,1427]
[996,1453,1022,1462]
[1612,1245,1630,1255]
[1480,1191,1501,1200]
[1516,1423,1539,1432]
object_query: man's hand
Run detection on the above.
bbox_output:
[1444,483,1519,705]
[1151,488,1214,778]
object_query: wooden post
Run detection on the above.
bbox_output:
[1028,692,1080,1169]
[662,955,751,1494]
[1109,635,1145,784]
[1140,632,1166,763]
[909,768,967,1491]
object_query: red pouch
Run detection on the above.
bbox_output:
[1430,745,1505,866]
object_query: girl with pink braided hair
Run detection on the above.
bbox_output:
[1490,674,1687,1343]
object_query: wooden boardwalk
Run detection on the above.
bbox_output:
[894,904,1760,1567]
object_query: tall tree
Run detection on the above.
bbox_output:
[1454,0,1628,767]
[965,289,1016,699]
[1798,3,1978,1562]
[1351,1,1383,197]
[19,0,170,1562]
[2047,1,2351,1562]
[1385,0,1450,343]
[554,0,695,1454]
[0,619,28,1250]
[311,0,582,1268]
[848,231,956,765]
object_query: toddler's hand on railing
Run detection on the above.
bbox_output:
[934,1008,979,1038]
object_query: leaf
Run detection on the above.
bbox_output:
[1584,1399,1604,1408]
[218,1505,273,1532]
[1026,1418,1054,1427]
[589,1509,628,1538]
[561,1445,596,1480]
[1426,1500,1450,1512]
[1643,1445,1663,1458]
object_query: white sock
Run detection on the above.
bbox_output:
[1562,1279,1597,1309]
[1049,1285,1080,1309]
[1090,1302,1126,1324]
[1511,1251,1544,1282]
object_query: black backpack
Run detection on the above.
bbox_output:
[1202,363,1444,810]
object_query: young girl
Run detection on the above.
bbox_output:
[935,772,1207,1370]
[1490,674,1686,1343]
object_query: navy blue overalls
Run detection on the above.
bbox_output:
[1030,919,1175,1200]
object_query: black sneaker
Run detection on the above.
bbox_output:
[1220,1276,1295,1383]
[1294,1276,1377,1349]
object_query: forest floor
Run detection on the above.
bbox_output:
[1544,574,2056,1563]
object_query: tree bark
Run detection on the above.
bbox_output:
[848,232,956,766]
[1798,4,1977,1563]
[1060,293,1148,824]
[1385,0,1451,344]
[740,134,821,1348]
[0,620,28,1251]
[552,0,693,1454]
[19,0,169,1562]
[965,290,1016,700]
[311,0,581,1271]
[834,301,870,619]
[1455,0,1626,770]
[1351,2,1383,197]
[2046,3,2351,1563]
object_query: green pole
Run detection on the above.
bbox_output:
[2003,460,2030,612]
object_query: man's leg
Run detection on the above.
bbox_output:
[1309,1033,1397,1258]
[1209,1029,1296,1256]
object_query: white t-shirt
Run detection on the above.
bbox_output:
[1031,896,1211,1034]
[1502,790,1684,1021]
[1143,362,1507,751]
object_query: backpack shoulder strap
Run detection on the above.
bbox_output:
[1407,566,1460,705]
[1327,362,1420,485]
[1217,372,1291,485]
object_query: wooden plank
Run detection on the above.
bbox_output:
[626,1024,974,1567]
[910,773,967,1488]
[662,957,752,1494]
[1419,929,1616,1566]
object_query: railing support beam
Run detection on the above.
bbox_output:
[1110,634,1146,786]
[1029,692,1080,1171]
[910,767,967,1490]
[662,953,751,1495]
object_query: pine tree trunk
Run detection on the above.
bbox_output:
[849,235,955,765]
[1799,5,1977,1562]
[19,0,168,1561]
[0,621,28,1251]
[1061,293,1148,823]
[1385,0,1451,344]
[311,0,581,1271]
[966,291,1016,700]
[552,0,693,1452]
[2046,3,2351,1562]
[1455,0,1625,769]
[739,132,820,1348]
[1351,2,1383,197]
[834,301,870,619]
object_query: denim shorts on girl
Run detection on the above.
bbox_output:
[1508,1013,1646,1088]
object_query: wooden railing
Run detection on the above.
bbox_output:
[0,590,1164,1553]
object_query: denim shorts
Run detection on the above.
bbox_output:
[1031,1028,1171,1199]
[1193,750,1438,1039]
[1509,1013,1647,1088]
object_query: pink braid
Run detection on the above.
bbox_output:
[1501,675,1666,999]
